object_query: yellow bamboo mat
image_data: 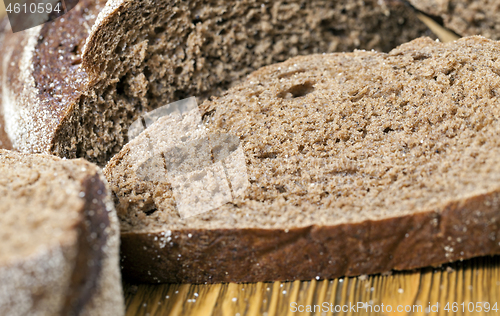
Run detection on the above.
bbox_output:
[123,257,500,316]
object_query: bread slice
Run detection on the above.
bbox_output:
[0,0,432,166]
[105,36,500,284]
[409,0,500,40]
[0,150,124,315]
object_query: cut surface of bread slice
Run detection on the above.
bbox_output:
[106,36,500,284]
[0,0,433,165]
[409,0,500,40]
[0,150,124,315]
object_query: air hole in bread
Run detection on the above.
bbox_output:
[144,208,157,216]
[193,15,202,24]
[275,185,286,193]
[278,81,315,99]
[257,152,278,159]
[413,53,430,61]
[154,26,166,35]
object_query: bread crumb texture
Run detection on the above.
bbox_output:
[0,151,86,263]
[410,0,500,40]
[0,151,83,314]
[0,0,432,165]
[107,36,500,233]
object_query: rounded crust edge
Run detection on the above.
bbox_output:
[77,165,125,316]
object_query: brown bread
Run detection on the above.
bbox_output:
[0,149,124,315]
[0,0,432,166]
[106,36,500,283]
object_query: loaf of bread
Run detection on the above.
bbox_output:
[0,0,432,165]
[0,150,124,315]
[105,36,500,283]
[409,0,500,39]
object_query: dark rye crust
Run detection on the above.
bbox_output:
[0,0,103,152]
[62,173,110,315]
[120,190,500,283]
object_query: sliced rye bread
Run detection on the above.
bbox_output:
[0,150,124,315]
[409,0,500,40]
[105,36,500,284]
[0,0,433,166]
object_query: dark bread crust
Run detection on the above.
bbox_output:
[121,190,500,283]
[0,0,104,154]
[62,173,110,315]
[34,0,102,157]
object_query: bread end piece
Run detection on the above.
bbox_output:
[0,150,124,315]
